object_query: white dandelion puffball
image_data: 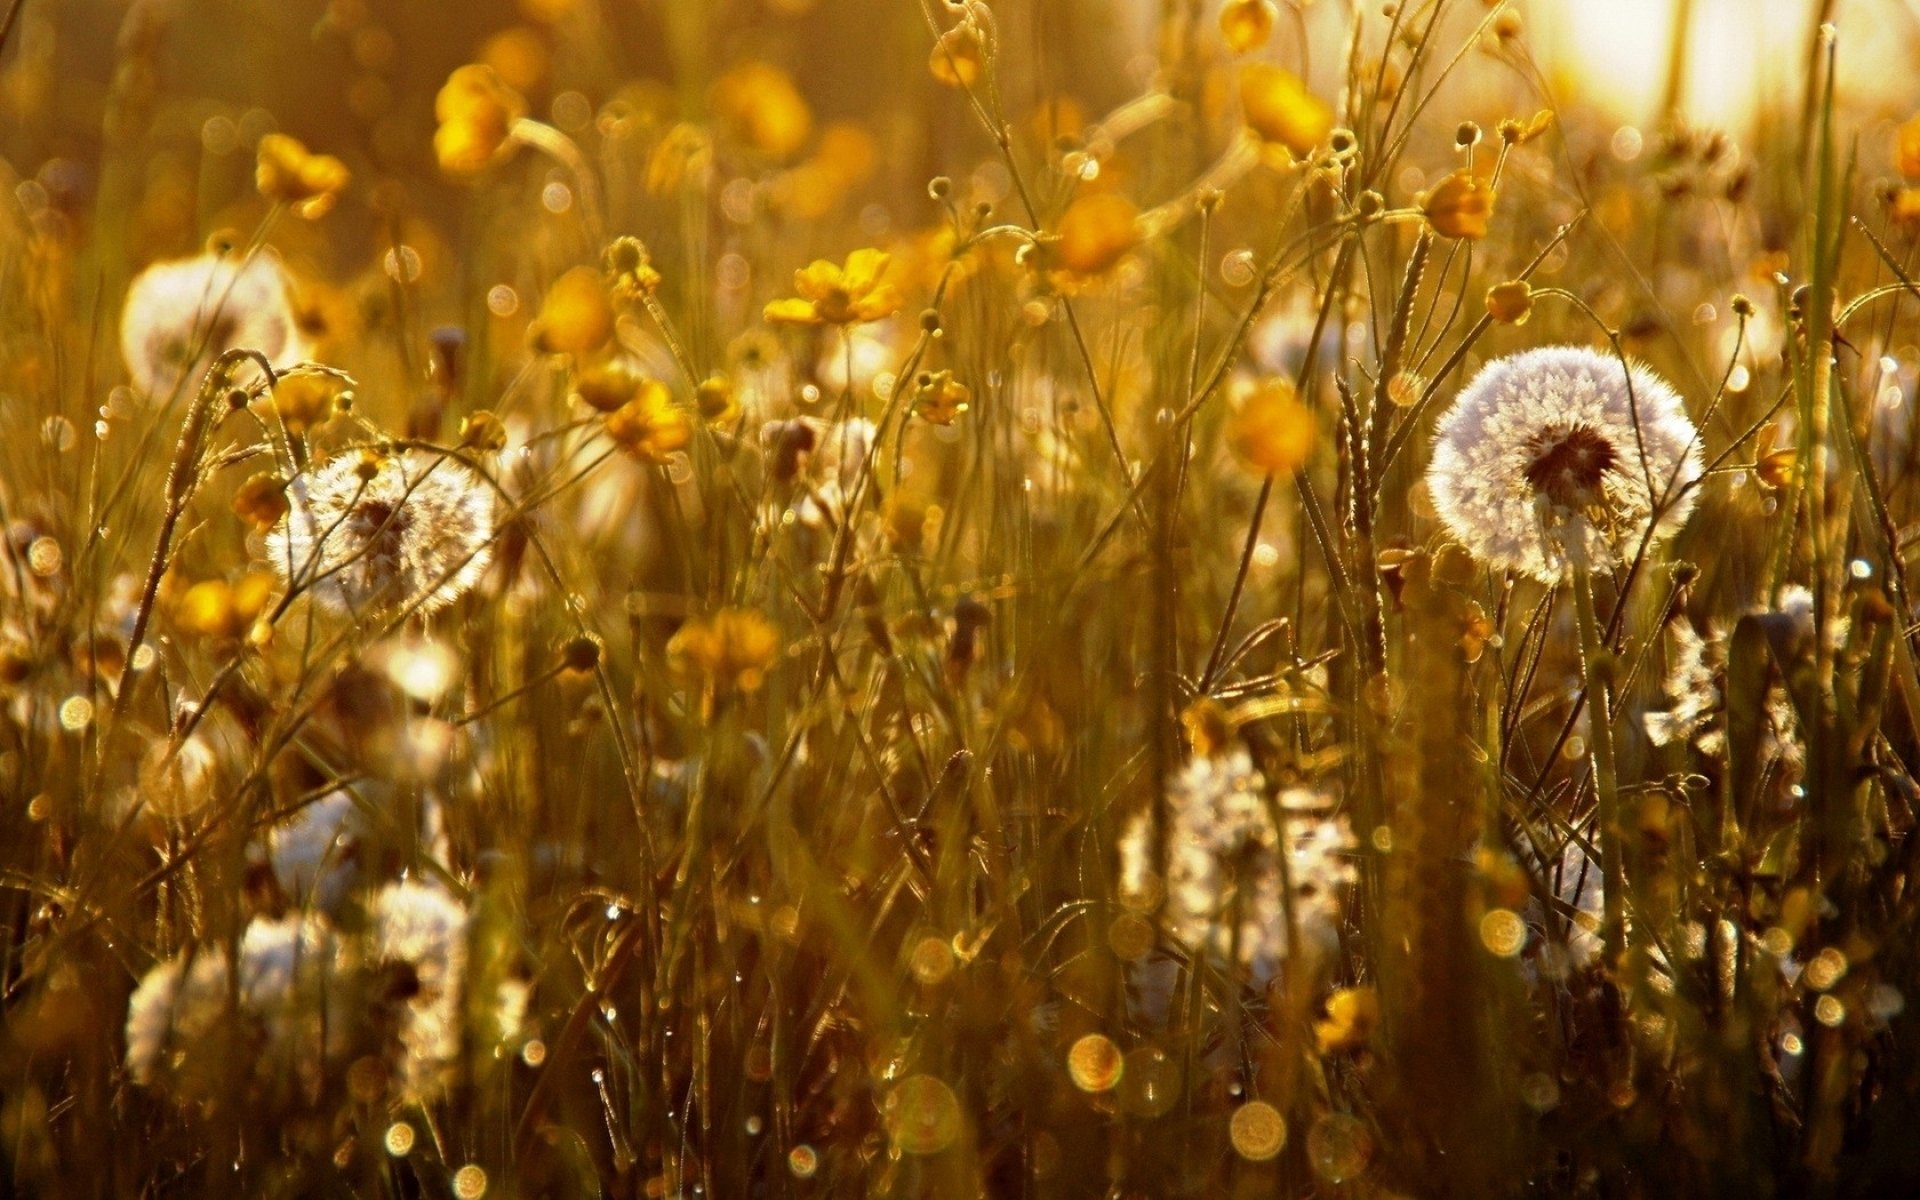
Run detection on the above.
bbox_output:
[372,880,469,1100]
[1118,747,1356,982]
[269,449,495,615]
[1426,345,1702,583]
[120,250,311,398]
[124,914,339,1088]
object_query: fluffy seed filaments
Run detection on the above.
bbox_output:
[269,449,495,615]
[120,250,310,398]
[1426,345,1703,582]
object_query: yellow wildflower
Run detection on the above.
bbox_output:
[668,607,781,694]
[232,473,291,531]
[1219,0,1277,54]
[254,133,350,219]
[914,370,971,425]
[1314,987,1379,1055]
[1054,193,1141,277]
[1240,64,1333,157]
[434,65,527,175]
[764,248,902,325]
[1484,280,1532,324]
[1899,115,1920,181]
[1422,170,1495,240]
[604,236,663,302]
[696,375,740,423]
[174,574,276,641]
[929,23,986,88]
[531,267,614,355]
[1227,378,1315,473]
[603,379,692,462]
[271,371,348,436]
[711,62,812,162]
[573,355,648,413]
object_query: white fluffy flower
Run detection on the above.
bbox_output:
[124,914,339,1089]
[372,880,469,1100]
[120,250,310,398]
[1644,616,1724,752]
[1426,345,1702,583]
[268,789,364,911]
[1119,747,1356,982]
[268,449,494,615]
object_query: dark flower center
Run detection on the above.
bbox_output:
[1524,424,1617,509]
[351,498,412,554]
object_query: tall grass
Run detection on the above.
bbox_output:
[5,0,1920,1195]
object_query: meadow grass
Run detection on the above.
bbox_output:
[4,1,1920,1195]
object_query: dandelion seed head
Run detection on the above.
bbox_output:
[1118,747,1355,982]
[121,251,310,398]
[269,450,494,615]
[1426,346,1702,583]
[124,914,337,1089]
[372,880,469,1100]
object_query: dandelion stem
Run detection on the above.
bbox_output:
[1568,550,1627,964]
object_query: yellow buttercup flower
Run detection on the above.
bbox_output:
[271,371,348,436]
[255,134,350,219]
[573,354,649,413]
[174,573,276,641]
[531,267,614,355]
[1484,280,1533,324]
[1054,193,1142,277]
[232,473,291,531]
[603,379,692,462]
[1227,377,1315,473]
[711,62,813,162]
[668,607,781,694]
[1422,170,1496,240]
[1219,0,1277,54]
[603,236,663,302]
[764,248,902,326]
[1240,63,1333,158]
[434,64,527,175]
[1897,114,1920,180]
[696,375,740,423]
[914,370,971,425]
[929,23,986,88]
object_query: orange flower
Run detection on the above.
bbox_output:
[573,354,649,413]
[1219,0,1277,54]
[604,236,663,301]
[914,370,971,425]
[232,473,291,531]
[174,573,276,641]
[668,607,781,693]
[255,134,350,219]
[271,371,348,435]
[1900,115,1920,181]
[929,22,986,88]
[1054,193,1142,277]
[1240,63,1333,157]
[1422,169,1495,240]
[1226,378,1315,473]
[711,62,813,162]
[1484,280,1532,324]
[603,379,692,462]
[434,65,527,175]
[764,248,902,325]
[531,267,614,354]
[1314,987,1380,1055]
[696,374,740,423]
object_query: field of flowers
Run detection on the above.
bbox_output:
[4,0,1920,1195]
